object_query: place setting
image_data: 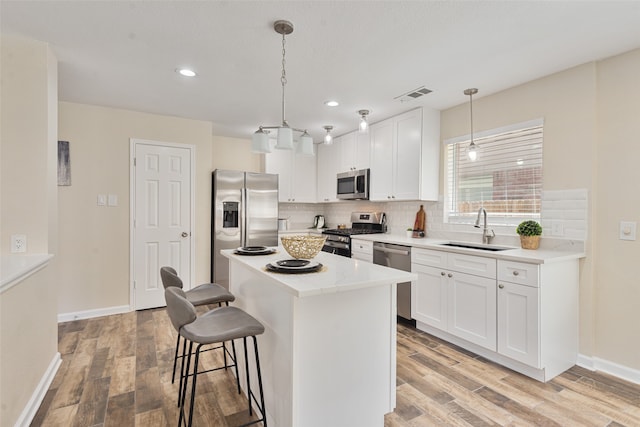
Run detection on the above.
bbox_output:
[234,246,277,256]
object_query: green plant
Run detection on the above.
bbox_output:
[516,220,542,236]
[406,227,413,231]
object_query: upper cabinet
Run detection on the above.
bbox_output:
[265,141,317,203]
[317,142,339,203]
[340,131,370,173]
[369,107,440,202]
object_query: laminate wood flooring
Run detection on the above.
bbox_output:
[32,309,640,426]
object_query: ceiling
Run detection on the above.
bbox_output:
[2,1,640,143]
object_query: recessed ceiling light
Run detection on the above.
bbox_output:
[177,68,196,77]
[324,100,339,107]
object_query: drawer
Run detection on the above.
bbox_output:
[412,248,447,268]
[447,253,496,279]
[351,239,373,255]
[498,260,539,287]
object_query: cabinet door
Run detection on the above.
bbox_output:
[447,271,497,351]
[316,143,339,202]
[292,153,317,203]
[497,281,540,367]
[411,263,448,329]
[369,119,394,201]
[339,132,357,172]
[265,145,292,202]
[393,109,421,200]
[354,131,371,170]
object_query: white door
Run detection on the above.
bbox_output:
[131,139,194,310]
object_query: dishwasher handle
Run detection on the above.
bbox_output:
[373,244,410,256]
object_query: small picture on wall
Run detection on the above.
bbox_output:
[58,140,71,186]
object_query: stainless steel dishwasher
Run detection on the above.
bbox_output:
[373,242,412,320]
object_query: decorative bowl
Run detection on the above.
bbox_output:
[280,235,327,259]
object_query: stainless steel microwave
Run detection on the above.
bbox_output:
[337,169,370,200]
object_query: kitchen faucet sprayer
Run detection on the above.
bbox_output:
[474,207,495,244]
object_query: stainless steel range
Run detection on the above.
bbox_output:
[322,212,386,257]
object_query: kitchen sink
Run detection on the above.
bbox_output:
[438,241,516,252]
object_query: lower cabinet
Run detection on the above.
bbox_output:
[412,247,578,382]
[351,239,373,263]
[412,249,496,351]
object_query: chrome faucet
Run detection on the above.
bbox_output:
[474,208,495,244]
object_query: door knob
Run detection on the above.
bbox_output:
[498,284,504,289]
[181,232,189,238]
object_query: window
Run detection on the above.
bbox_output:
[445,120,543,225]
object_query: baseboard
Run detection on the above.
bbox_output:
[577,353,640,385]
[14,352,61,427]
[57,305,130,323]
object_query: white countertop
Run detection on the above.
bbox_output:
[222,248,416,298]
[350,234,585,264]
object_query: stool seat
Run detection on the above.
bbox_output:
[181,306,265,344]
[185,283,235,306]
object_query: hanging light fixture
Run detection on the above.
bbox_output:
[252,20,311,154]
[296,130,314,156]
[358,109,370,133]
[464,88,479,161]
[323,125,334,144]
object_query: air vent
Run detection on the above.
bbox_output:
[394,86,432,103]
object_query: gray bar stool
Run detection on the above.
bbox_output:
[165,287,267,427]
[160,267,236,385]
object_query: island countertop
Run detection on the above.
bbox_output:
[222,247,417,298]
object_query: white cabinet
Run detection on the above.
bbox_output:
[340,131,370,172]
[265,142,317,203]
[316,142,339,202]
[351,239,373,263]
[411,248,497,351]
[369,107,440,201]
[412,247,579,382]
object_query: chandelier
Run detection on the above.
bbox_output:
[252,20,313,156]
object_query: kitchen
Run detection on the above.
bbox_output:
[2,1,640,426]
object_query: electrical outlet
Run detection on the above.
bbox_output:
[11,234,27,253]
[551,221,564,236]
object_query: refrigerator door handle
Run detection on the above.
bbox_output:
[240,187,247,247]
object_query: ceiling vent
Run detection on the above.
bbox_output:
[395,86,432,103]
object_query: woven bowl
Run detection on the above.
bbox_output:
[280,235,327,259]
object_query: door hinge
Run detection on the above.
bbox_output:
[133,157,136,166]
[133,280,136,290]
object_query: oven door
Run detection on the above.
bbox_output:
[322,239,351,257]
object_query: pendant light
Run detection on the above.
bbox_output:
[251,20,312,154]
[358,109,370,133]
[296,131,314,156]
[323,126,334,144]
[464,88,479,161]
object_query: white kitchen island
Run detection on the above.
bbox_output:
[221,248,416,427]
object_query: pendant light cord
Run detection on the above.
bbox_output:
[281,32,287,125]
[469,91,474,145]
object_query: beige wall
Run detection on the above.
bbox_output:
[441,49,640,371]
[57,102,214,313]
[0,36,59,426]
[212,135,263,173]
[594,49,640,369]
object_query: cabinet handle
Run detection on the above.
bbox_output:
[447,273,453,278]
[498,284,504,289]
[513,271,520,276]
[441,272,446,276]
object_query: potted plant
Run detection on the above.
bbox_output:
[516,220,542,249]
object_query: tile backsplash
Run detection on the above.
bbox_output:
[279,188,588,243]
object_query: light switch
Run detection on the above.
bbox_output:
[619,221,637,241]
[108,194,118,207]
[97,194,106,206]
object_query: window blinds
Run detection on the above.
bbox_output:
[446,123,543,224]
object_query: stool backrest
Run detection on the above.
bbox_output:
[165,287,197,332]
[160,266,183,290]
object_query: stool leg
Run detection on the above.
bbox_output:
[243,337,252,416]
[177,337,188,407]
[187,344,203,427]
[253,335,267,427]
[231,339,241,394]
[179,340,193,427]
[172,334,181,384]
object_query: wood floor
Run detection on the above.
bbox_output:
[32,308,640,426]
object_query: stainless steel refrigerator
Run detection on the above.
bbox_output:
[211,169,279,288]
